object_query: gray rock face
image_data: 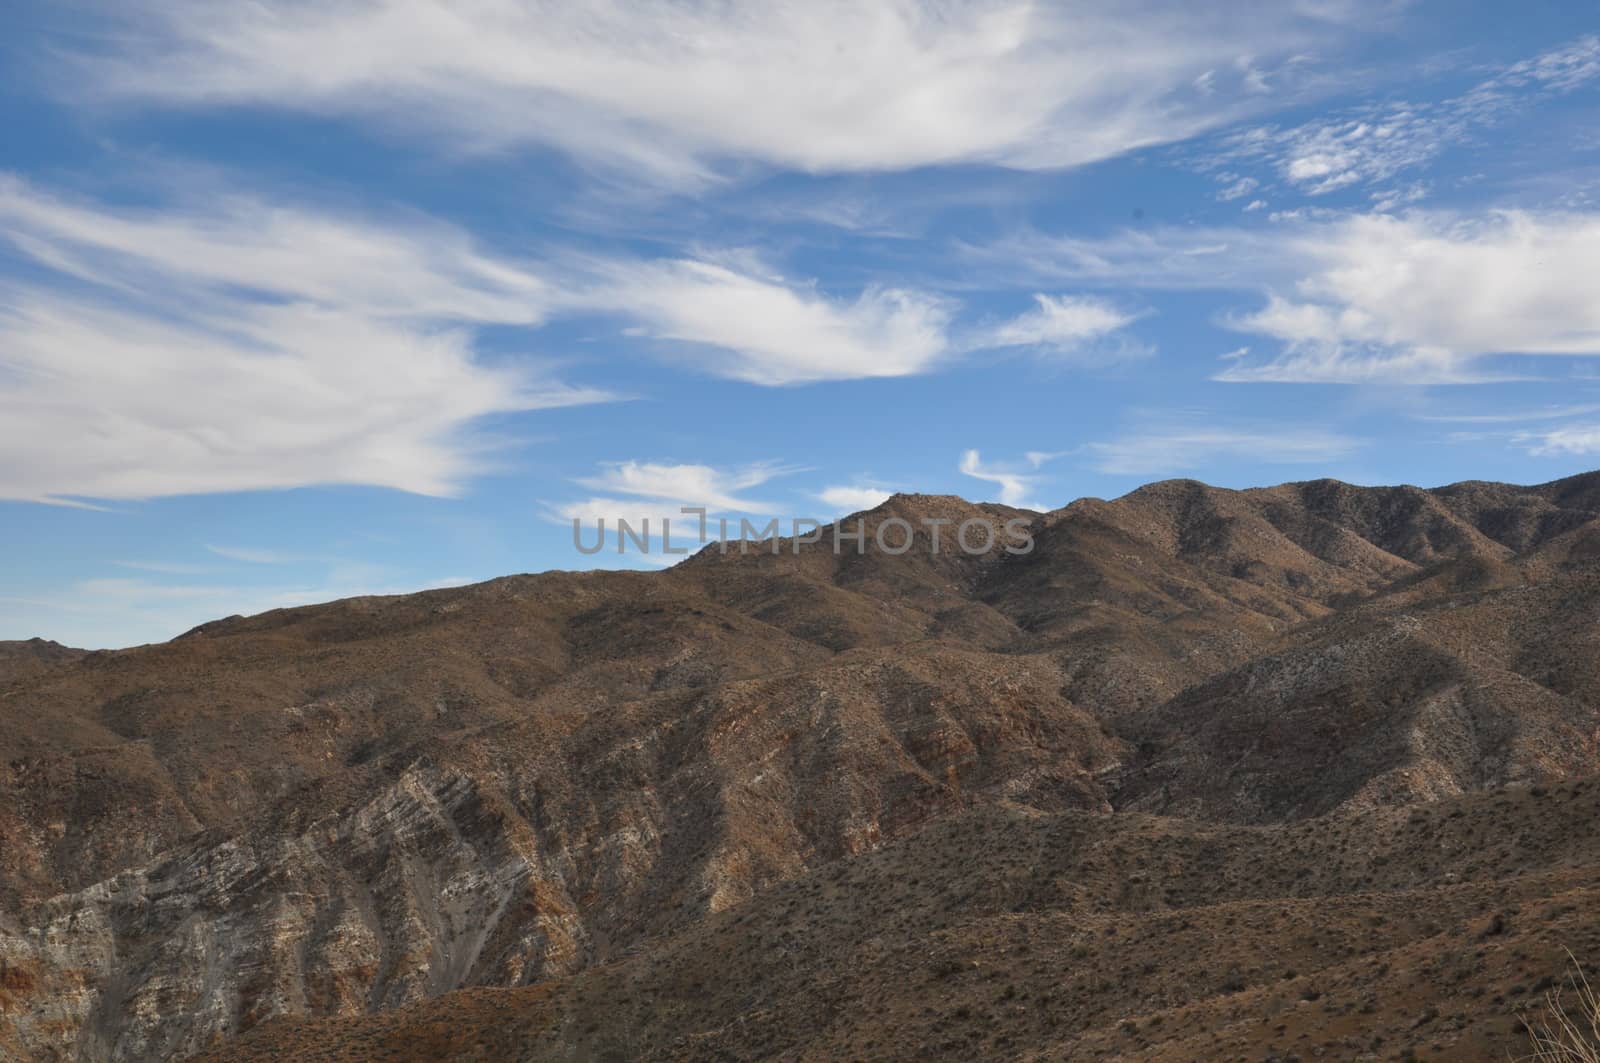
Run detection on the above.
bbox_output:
[3,763,583,1061]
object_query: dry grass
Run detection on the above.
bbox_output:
[1524,954,1600,1062]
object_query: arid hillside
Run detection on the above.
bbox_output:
[3,473,1600,1061]
[197,778,1600,1062]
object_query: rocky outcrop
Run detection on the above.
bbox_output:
[3,763,575,1061]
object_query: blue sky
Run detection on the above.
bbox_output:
[3,1,1599,648]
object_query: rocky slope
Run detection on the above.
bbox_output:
[197,777,1600,1062]
[2,473,1599,1060]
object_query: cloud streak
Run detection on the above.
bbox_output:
[969,294,1142,358]
[1193,35,1600,203]
[71,1,1379,187]
[574,460,791,513]
[1087,423,1360,475]
[0,177,609,504]
[549,460,799,557]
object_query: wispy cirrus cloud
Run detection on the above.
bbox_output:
[0,174,552,320]
[549,460,798,545]
[574,460,792,513]
[68,1,1383,187]
[968,294,1144,359]
[204,544,320,565]
[1086,422,1360,475]
[111,560,219,576]
[1207,102,1469,199]
[0,176,609,504]
[1192,35,1600,203]
[1215,174,1261,202]
[1497,34,1600,94]
[964,224,1297,292]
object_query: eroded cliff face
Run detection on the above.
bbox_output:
[5,475,1600,1060]
[4,763,577,1061]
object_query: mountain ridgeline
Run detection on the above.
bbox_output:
[4,473,1600,1061]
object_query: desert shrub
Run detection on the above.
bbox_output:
[1521,954,1600,1062]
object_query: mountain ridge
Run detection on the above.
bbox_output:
[3,471,1600,1061]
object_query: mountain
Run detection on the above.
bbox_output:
[3,473,1600,1061]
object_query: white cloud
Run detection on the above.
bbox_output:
[815,485,895,513]
[0,177,608,504]
[1369,181,1429,213]
[589,258,953,384]
[958,449,1044,510]
[204,544,318,565]
[552,496,727,532]
[0,175,1085,507]
[1517,424,1600,457]
[1499,34,1600,93]
[1216,174,1260,201]
[1276,111,1450,195]
[1220,211,1600,382]
[575,460,789,512]
[0,297,603,502]
[549,460,800,558]
[972,294,1140,356]
[0,175,550,321]
[1195,35,1600,202]
[72,1,1377,186]
[1087,425,1360,475]
[974,209,1600,384]
[964,223,1297,291]
[1195,104,1452,200]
